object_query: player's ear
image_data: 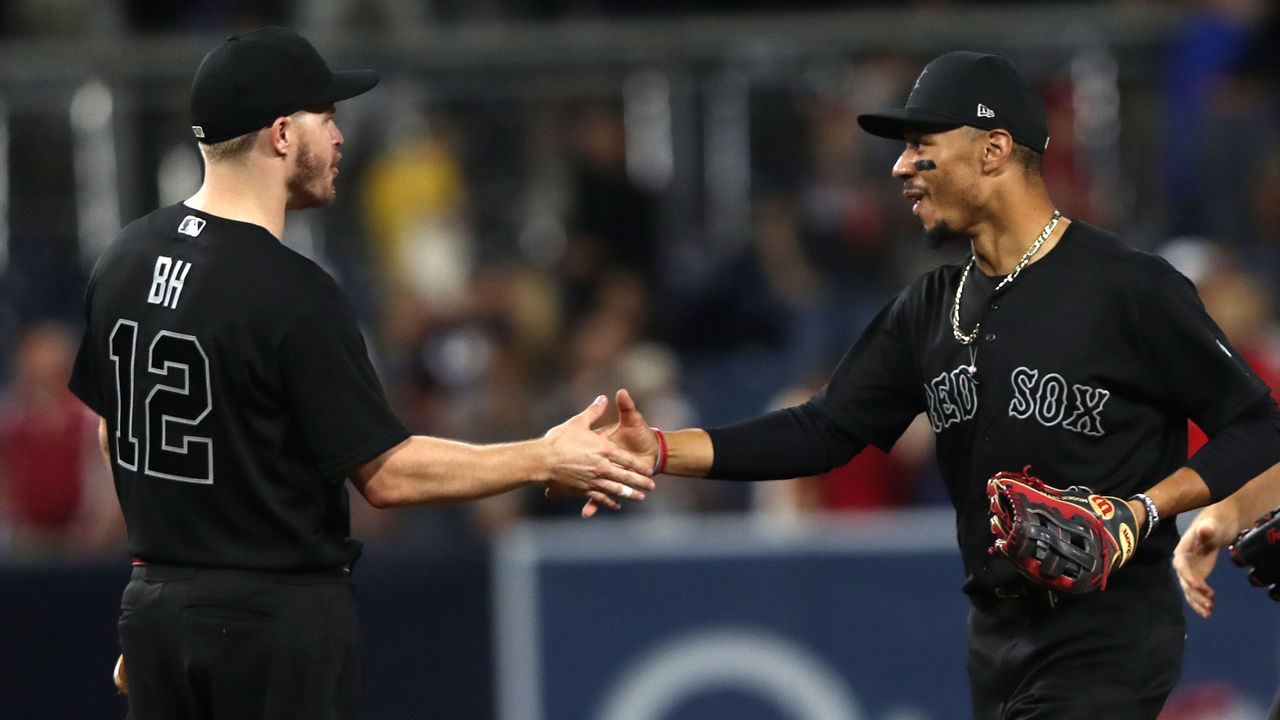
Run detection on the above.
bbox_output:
[268,116,291,157]
[980,129,1014,173]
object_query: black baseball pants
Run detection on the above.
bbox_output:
[118,563,362,720]
[966,574,1185,720]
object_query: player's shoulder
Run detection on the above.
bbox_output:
[1061,220,1179,280]
[97,204,346,315]
[170,204,344,294]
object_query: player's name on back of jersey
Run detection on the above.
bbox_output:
[147,255,192,310]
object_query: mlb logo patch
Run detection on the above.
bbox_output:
[178,215,206,237]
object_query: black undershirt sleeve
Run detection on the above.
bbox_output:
[1185,394,1280,502]
[705,403,868,480]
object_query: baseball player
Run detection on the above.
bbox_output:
[1174,463,1280,717]
[67,27,653,720]
[590,51,1280,718]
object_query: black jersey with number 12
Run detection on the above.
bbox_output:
[69,203,409,571]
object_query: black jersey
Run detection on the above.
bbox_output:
[69,203,409,571]
[807,220,1271,592]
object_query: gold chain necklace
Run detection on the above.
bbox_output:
[951,209,1061,345]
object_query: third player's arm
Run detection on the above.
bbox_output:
[1172,460,1280,617]
[1181,460,1280,548]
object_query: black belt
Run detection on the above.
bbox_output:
[974,582,1064,610]
[130,560,352,583]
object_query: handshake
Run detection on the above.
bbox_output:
[542,388,669,518]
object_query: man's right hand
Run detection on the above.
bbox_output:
[545,389,661,517]
[542,394,655,514]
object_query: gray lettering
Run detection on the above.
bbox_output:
[1008,366,1038,419]
[1063,385,1110,437]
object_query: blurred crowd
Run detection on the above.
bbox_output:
[1,0,1279,562]
[0,0,1159,35]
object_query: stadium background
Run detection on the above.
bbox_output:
[2,1,1279,718]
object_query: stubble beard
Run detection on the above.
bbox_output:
[286,139,336,210]
[923,220,973,250]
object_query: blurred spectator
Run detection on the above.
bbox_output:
[362,115,474,316]
[1160,237,1280,454]
[666,199,795,433]
[0,321,122,561]
[1039,79,1103,226]
[558,100,661,332]
[1160,0,1275,246]
[356,265,562,545]
[787,60,911,369]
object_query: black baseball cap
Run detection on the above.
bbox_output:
[857,51,1049,153]
[190,26,379,144]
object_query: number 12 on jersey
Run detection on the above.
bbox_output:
[108,318,214,484]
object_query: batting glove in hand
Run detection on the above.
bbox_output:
[1228,508,1280,601]
[987,466,1138,594]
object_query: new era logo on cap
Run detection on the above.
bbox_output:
[856,51,1049,154]
[192,125,206,139]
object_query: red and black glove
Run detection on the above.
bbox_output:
[1229,508,1280,601]
[987,466,1139,594]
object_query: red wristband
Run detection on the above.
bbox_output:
[651,427,668,475]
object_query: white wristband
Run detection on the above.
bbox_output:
[1130,493,1159,539]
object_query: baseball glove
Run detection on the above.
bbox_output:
[1228,507,1280,601]
[987,466,1139,594]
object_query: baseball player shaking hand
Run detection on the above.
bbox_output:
[68,27,652,720]
[594,51,1280,719]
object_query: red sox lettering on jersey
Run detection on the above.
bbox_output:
[923,364,1111,436]
[923,365,979,432]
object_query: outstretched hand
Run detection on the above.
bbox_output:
[1173,514,1227,619]
[575,389,659,518]
[542,395,655,516]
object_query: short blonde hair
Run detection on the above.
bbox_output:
[198,130,258,162]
